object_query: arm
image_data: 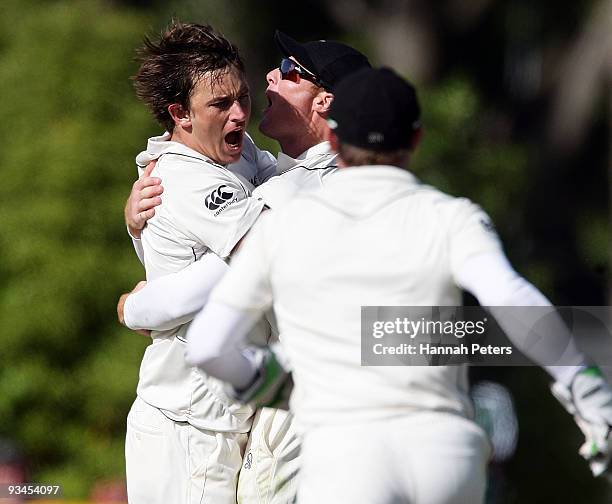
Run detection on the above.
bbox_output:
[124,161,163,264]
[121,253,229,331]
[449,200,610,476]
[252,175,299,209]
[455,250,588,385]
[186,301,261,389]
[186,213,277,391]
[446,198,588,383]
[120,158,286,332]
[117,281,151,337]
[125,161,164,240]
[461,258,612,476]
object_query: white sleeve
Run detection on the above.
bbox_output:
[130,231,145,266]
[123,253,229,331]
[448,199,503,274]
[185,301,259,389]
[252,175,299,210]
[185,212,276,386]
[456,250,588,386]
[210,211,276,311]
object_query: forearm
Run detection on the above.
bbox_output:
[456,251,588,385]
[123,254,229,331]
[185,301,260,389]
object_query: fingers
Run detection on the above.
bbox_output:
[125,178,164,233]
[132,280,147,293]
[138,195,162,213]
[139,183,164,200]
[143,160,157,177]
[118,288,151,338]
[132,177,163,204]
[133,179,163,214]
[117,293,130,325]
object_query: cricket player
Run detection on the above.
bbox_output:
[122,22,294,504]
[184,67,612,503]
[119,31,371,503]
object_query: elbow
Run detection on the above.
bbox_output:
[494,275,551,307]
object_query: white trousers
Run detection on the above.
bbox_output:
[237,407,300,504]
[125,397,247,504]
[298,412,491,504]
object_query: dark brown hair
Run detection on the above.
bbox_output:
[132,21,245,132]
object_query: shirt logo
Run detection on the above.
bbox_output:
[244,451,253,469]
[205,185,235,210]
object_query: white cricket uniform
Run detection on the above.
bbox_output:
[207,165,499,503]
[236,141,337,504]
[126,138,335,504]
[126,132,275,504]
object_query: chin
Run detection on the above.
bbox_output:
[225,152,242,165]
[258,118,269,135]
[258,118,279,141]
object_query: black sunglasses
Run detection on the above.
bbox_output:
[280,58,325,88]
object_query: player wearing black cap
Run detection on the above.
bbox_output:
[186,67,612,503]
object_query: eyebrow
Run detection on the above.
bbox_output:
[208,87,250,104]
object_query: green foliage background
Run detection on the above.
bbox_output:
[0,0,608,501]
[0,0,154,496]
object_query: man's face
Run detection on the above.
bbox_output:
[187,66,251,165]
[259,58,319,142]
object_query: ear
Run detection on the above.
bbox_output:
[312,91,334,114]
[409,126,423,151]
[168,103,192,129]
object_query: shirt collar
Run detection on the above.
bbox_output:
[276,141,333,174]
[135,132,221,168]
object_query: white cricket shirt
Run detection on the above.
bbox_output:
[210,165,503,430]
[124,141,339,333]
[275,141,338,186]
[135,132,272,432]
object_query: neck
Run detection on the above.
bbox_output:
[279,137,318,158]
[169,128,194,152]
[170,129,221,164]
[279,117,329,158]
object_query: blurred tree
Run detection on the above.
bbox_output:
[0,0,155,497]
[323,0,610,307]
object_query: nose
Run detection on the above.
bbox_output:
[229,100,248,124]
[266,68,280,87]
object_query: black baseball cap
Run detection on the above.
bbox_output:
[328,67,421,152]
[274,30,371,90]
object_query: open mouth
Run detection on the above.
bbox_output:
[224,128,244,150]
